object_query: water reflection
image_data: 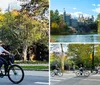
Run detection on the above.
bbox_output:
[51,34,100,42]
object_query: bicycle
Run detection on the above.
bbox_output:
[0,54,24,84]
[75,70,90,77]
[93,69,100,74]
[51,69,63,77]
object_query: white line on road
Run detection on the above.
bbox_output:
[51,77,66,80]
[50,79,61,82]
[35,82,49,85]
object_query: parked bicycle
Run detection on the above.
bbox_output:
[51,69,63,77]
[0,54,24,84]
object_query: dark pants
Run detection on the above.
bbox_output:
[0,59,3,69]
[0,56,9,73]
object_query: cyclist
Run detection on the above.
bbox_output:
[95,65,100,74]
[54,64,59,75]
[79,64,84,75]
[0,41,10,74]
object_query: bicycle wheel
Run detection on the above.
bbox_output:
[8,65,24,84]
[92,71,96,74]
[75,71,80,76]
[51,71,55,77]
[84,71,90,77]
[58,71,63,77]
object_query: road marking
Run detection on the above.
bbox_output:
[50,79,61,82]
[35,82,49,85]
[51,77,66,80]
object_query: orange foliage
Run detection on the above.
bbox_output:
[12,9,19,16]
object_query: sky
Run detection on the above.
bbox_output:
[0,0,29,13]
[50,0,100,19]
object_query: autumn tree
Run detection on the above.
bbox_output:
[50,10,68,35]
[0,0,49,61]
[68,44,100,68]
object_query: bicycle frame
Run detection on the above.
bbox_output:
[54,69,62,75]
[0,55,24,84]
[0,55,14,76]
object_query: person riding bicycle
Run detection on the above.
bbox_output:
[95,65,100,74]
[0,41,11,74]
[79,64,84,75]
[54,64,59,74]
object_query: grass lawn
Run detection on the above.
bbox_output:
[15,60,48,64]
[21,66,48,70]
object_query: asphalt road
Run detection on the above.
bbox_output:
[50,72,100,85]
[0,71,49,85]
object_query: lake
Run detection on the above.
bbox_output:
[51,34,100,43]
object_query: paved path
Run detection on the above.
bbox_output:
[50,72,75,85]
[18,64,49,66]
[50,72,100,85]
[0,71,49,85]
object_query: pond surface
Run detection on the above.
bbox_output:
[51,34,100,42]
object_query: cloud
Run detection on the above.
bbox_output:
[92,4,96,6]
[73,8,77,10]
[71,12,91,18]
[59,11,91,18]
[59,12,63,14]
[92,7,100,13]
[59,11,96,20]
[98,4,100,6]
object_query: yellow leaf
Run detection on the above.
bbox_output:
[90,53,92,59]
[0,15,4,21]
[51,22,59,28]
[12,9,19,16]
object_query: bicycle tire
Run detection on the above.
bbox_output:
[51,71,55,77]
[84,71,90,77]
[58,71,63,77]
[75,71,80,76]
[8,65,24,84]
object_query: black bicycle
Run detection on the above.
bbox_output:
[0,54,24,84]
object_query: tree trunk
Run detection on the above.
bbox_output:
[61,55,64,71]
[22,44,28,61]
[60,44,64,71]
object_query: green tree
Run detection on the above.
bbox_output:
[96,13,100,34]
[50,10,69,35]
[0,1,49,61]
[68,44,93,68]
